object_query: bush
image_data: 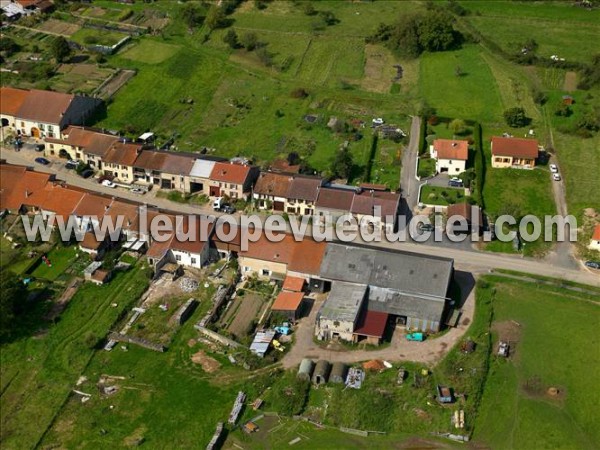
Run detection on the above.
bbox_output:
[503,107,530,128]
[290,87,309,98]
[472,122,485,207]
[270,375,310,416]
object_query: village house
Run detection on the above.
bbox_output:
[314,186,357,223]
[44,126,118,162]
[350,188,401,233]
[315,281,368,342]
[491,136,538,169]
[285,176,323,216]
[430,139,469,175]
[446,202,483,235]
[252,171,293,211]
[79,231,111,260]
[101,142,143,183]
[208,161,259,200]
[589,225,600,252]
[188,158,217,195]
[0,163,54,214]
[131,150,197,191]
[271,290,305,321]
[0,87,101,139]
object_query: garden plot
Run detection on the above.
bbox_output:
[36,19,81,37]
[224,293,266,340]
[52,64,115,95]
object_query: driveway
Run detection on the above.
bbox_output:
[398,116,421,220]
[281,271,476,369]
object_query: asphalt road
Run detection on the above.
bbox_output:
[2,145,598,287]
[399,116,421,218]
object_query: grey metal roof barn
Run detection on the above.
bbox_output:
[297,358,315,381]
[329,362,348,383]
[312,360,331,385]
[318,281,367,324]
[319,243,453,298]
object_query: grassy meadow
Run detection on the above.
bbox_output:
[473,275,600,449]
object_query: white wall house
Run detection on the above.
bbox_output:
[430,139,469,175]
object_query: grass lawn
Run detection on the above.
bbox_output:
[419,45,504,123]
[29,245,79,281]
[461,1,600,64]
[417,157,436,178]
[0,263,152,450]
[473,275,600,449]
[420,185,466,206]
[71,27,129,47]
[120,39,180,64]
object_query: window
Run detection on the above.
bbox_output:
[191,258,197,264]
[48,125,54,132]
[49,144,54,149]
[175,254,181,261]
[261,269,270,276]
[39,124,45,130]
[244,266,251,272]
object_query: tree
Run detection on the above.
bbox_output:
[302,2,316,16]
[239,32,258,51]
[51,36,70,63]
[449,118,467,135]
[330,147,354,179]
[554,103,572,117]
[503,107,530,128]
[417,10,458,52]
[0,270,26,342]
[223,29,239,49]
[319,10,338,26]
[205,5,226,30]
[181,3,203,30]
[0,37,20,56]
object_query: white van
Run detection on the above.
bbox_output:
[213,197,223,211]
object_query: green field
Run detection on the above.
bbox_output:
[420,185,466,206]
[460,1,600,64]
[420,45,505,123]
[29,245,80,281]
[71,27,129,47]
[120,39,180,64]
[0,263,151,450]
[473,275,600,449]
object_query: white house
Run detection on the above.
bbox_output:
[0,87,102,139]
[430,139,469,175]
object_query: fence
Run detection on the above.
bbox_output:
[108,332,165,352]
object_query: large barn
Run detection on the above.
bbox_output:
[316,243,454,337]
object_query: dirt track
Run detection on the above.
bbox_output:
[281,271,477,369]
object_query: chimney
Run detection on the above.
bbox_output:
[25,190,30,198]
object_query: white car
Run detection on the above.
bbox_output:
[552,173,561,182]
[101,179,116,188]
[372,118,384,125]
[549,164,558,173]
[130,188,145,195]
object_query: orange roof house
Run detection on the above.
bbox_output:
[0,87,29,117]
[589,224,600,251]
[209,162,258,199]
[491,136,538,169]
[432,139,469,161]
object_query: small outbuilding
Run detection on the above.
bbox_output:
[329,362,348,384]
[297,358,315,381]
[271,291,304,320]
[312,360,331,385]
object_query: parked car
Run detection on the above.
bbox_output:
[79,169,94,179]
[68,159,78,166]
[372,117,384,125]
[65,162,78,170]
[448,177,463,187]
[34,157,50,165]
[552,173,561,181]
[101,179,116,188]
[222,204,236,214]
[584,261,600,270]
[549,164,558,173]
[34,144,45,152]
[418,223,434,232]
[130,188,145,195]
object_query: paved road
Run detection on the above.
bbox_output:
[2,146,598,287]
[399,116,421,218]
[281,270,476,368]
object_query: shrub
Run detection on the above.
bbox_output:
[290,87,309,98]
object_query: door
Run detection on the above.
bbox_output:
[210,186,221,197]
[31,127,40,138]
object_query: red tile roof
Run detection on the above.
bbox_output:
[491,136,538,159]
[80,232,104,250]
[253,172,293,198]
[133,150,196,175]
[210,162,253,184]
[39,184,86,220]
[446,202,482,224]
[72,194,113,218]
[272,291,304,312]
[270,158,301,174]
[282,275,305,292]
[288,238,326,275]
[592,224,600,241]
[351,190,400,217]
[55,127,119,157]
[286,176,322,201]
[354,310,388,338]
[433,139,469,160]
[15,89,75,125]
[0,87,29,116]
[103,142,141,166]
[316,187,355,211]
[0,165,52,211]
